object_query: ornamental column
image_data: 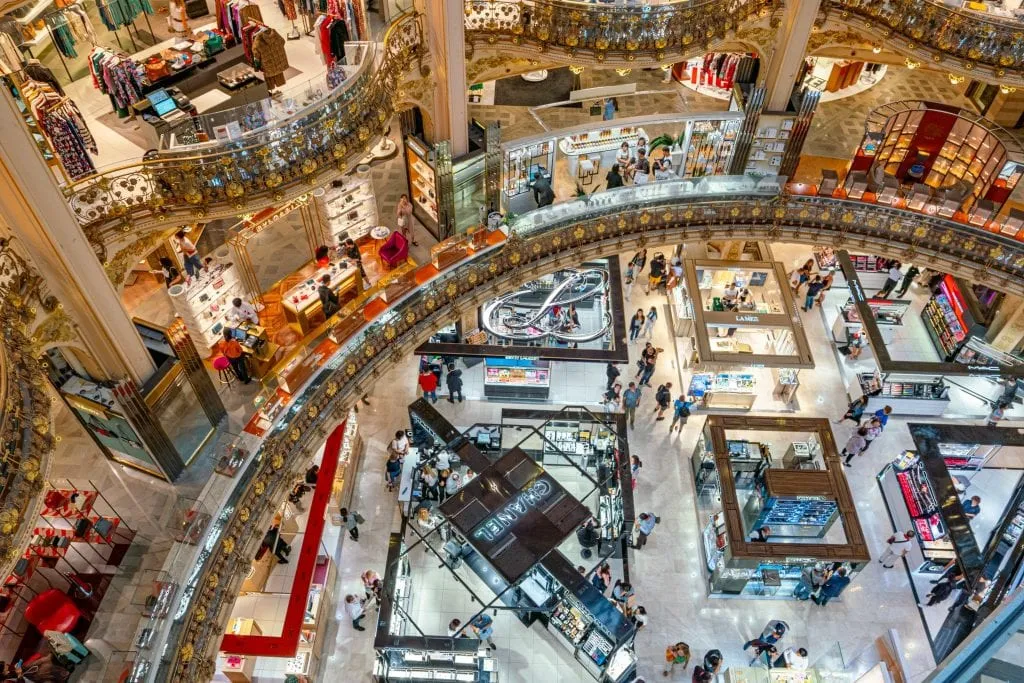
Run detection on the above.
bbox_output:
[0,90,156,384]
[762,0,822,112]
[421,0,469,156]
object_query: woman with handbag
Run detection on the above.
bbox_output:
[396,194,418,246]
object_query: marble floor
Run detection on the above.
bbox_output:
[304,242,1024,683]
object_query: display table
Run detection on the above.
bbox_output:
[317,178,377,246]
[558,126,648,181]
[483,358,551,400]
[167,262,245,348]
[690,372,757,410]
[281,259,361,334]
[709,337,754,354]
[855,372,949,416]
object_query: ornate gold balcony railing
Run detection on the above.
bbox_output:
[161,179,1024,681]
[0,242,55,576]
[828,0,1024,79]
[62,12,425,253]
[464,0,777,64]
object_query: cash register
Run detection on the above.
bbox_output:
[146,88,191,124]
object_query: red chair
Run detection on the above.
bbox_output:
[25,589,82,634]
[379,231,409,270]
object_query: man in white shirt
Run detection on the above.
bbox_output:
[173,229,204,278]
[447,618,462,637]
[345,594,366,631]
[775,647,809,670]
[877,262,903,298]
[229,298,259,325]
[879,529,916,568]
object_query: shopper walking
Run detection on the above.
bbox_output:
[631,455,642,490]
[418,367,438,403]
[634,512,657,549]
[744,622,787,661]
[791,259,814,293]
[444,471,462,499]
[385,452,402,491]
[637,343,663,387]
[602,97,617,121]
[894,265,920,297]
[654,382,673,420]
[446,364,464,403]
[645,253,666,294]
[816,269,834,306]
[340,507,361,541]
[663,642,690,677]
[630,249,648,276]
[610,580,634,609]
[606,362,621,390]
[447,619,463,637]
[841,428,868,466]
[173,230,204,278]
[345,594,367,631]
[702,650,723,677]
[670,394,694,432]
[361,569,382,605]
[879,530,916,568]
[803,275,825,311]
[155,257,183,288]
[873,405,893,428]
[632,605,648,630]
[876,261,903,299]
[622,382,642,428]
[643,306,658,338]
[860,417,883,451]
[813,568,850,605]
[837,395,869,425]
[962,495,982,519]
[629,309,645,342]
[470,613,497,650]
[396,194,419,247]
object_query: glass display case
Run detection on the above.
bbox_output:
[406,136,439,229]
[316,178,378,247]
[745,114,794,177]
[483,358,552,400]
[684,119,738,177]
[167,262,245,348]
[690,372,757,410]
[856,372,950,416]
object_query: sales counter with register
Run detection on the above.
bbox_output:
[692,416,870,600]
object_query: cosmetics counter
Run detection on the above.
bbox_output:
[922,275,988,362]
[878,452,956,573]
[541,420,615,468]
[373,535,500,682]
[669,282,696,336]
[514,558,638,682]
[722,666,857,683]
[689,372,758,410]
[832,298,909,346]
[483,358,551,401]
[854,371,951,416]
[966,484,1024,616]
[815,249,894,290]
[691,433,770,498]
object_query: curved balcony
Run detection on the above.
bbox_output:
[159,177,1024,681]
[464,0,777,66]
[0,248,55,578]
[827,0,1024,84]
[63,12,425,254]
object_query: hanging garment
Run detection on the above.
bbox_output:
[328,17,348,64]
[24,62,64,95]
[278,0,297,21]
[22,79,98,180]
[65,5,96,44]
[312,14,328,64]
[47,17,78,58]
[251,27,288,89]
[88,47,145,111]
[0,31,22,74]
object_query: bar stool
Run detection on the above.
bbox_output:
[213,355,235,389]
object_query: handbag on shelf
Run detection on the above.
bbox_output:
[144,57,171,82]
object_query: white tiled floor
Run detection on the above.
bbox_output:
[301,243,1024,683]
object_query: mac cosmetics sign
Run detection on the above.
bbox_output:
[472,477,555,543]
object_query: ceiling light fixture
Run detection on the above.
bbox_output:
[615,68,632,77]
[569,65,584,75]
[905,58,920,69]
[1001,85,1017,94]
[948,73,965,85]
[872,45,882,54]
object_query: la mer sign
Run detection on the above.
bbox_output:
[472,478,553,543]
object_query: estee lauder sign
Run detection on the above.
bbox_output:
[471,477,554,543]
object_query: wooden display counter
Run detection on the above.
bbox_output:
[705,390,757,410]
[276,338,341,395]
[280,259,362,335]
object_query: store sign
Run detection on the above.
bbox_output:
[472,477,554,543]
[735,315,760,323]
[966,365,1001,375]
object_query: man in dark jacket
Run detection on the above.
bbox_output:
[812,568,850,605]
[446,364,464,403]
[606,363,620,390]
[262,525,291,564]
[531,173,555,207]
[318,274,340,319]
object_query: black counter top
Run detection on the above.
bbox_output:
[541,553,634,643]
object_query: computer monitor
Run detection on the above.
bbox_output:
[231,327,247,341]
[148,89,177,117]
